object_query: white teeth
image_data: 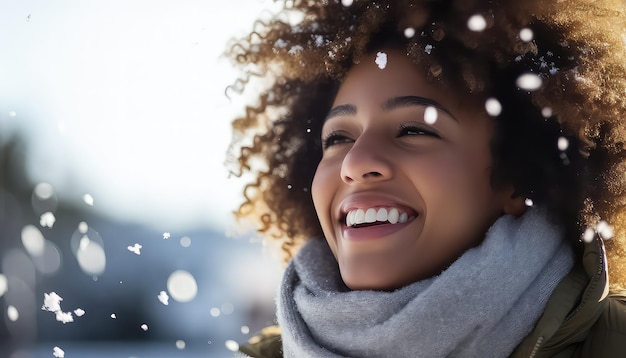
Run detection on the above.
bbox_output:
[354,209,365,223]
[388,208,399,224]
[365,208,377,223]
[376,208,387,221]
[345,207,412,227]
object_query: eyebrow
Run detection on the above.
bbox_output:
[325,104,357,121]
[325,95,457,122]
[384,96,457,121]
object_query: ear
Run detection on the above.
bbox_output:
[501,187,527,217]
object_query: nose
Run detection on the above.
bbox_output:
[340,136,393,184]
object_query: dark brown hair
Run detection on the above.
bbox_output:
[226,0,626,289]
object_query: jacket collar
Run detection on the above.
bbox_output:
[511,236,609,357]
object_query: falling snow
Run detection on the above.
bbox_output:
[52,346,65,358]
[519,28,533,42]
[516,73,542,91]
[42,292,63,312]
[74,308,85,317]
[542,107,553,118]
[176,340,186,349]
[127,243,142,255]
[467,14,487,32]
[404,27,415,38]
[141,323,149,331]
[42,292,76,324]
[288,45,304,55]
[40,212,56,228]
[485,98,502,117]
[424,44,433,54]
[225,340,240,352]
[557,137,569,151]
[162,232,171,240]
[583,227,595,243]
[241,326,250,334]
[78,221,89,234]
[158,290,170,305]
[83,194,94,206]
[341,0,353,6]
[597,220,614,240]
[524,198,534,207]
[375,52,387,69]
[7,305,18,322]
[424,106,438,124]
[55,311,74,324]
[110,313,117,319]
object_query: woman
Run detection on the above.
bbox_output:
[226,0,626,356]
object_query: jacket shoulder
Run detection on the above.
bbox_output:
[239,325,283,358]
[577,294,626,357]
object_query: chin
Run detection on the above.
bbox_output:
[342,274,406,292]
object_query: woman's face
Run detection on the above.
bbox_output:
[312,49,519,290]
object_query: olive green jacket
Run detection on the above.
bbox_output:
[240,238,626,358]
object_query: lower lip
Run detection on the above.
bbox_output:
[341,219,414,241]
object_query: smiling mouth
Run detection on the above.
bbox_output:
[344,207,416,227]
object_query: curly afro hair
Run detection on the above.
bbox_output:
[225,0,626,289]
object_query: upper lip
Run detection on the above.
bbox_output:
[337,191,419,224]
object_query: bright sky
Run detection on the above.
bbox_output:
[0,0,280,231]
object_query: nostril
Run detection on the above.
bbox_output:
[363,171,383,178]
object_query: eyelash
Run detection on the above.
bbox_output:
[397,124,441,138]
[322,132,351,149]
[322,124,440,149]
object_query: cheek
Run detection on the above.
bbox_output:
[311,160,337,223]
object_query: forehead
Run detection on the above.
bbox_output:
[333,49,469,111]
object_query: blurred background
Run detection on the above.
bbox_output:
[0,0,284,357]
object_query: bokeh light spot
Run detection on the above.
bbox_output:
[0,274,7,297]
[180,236,191,248]
[485,98,502,117]
[516,73,542,91]
[519,28,533,42]
[225,340,240,352]
[167,270,198,302]
[467,14,487,32]
[21,225,45,257]
[7,305,19,322]
[76,241,106,276]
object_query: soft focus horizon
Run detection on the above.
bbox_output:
[0,0,281,232]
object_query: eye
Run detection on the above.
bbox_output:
[322,132,353,149]
[398,124,441,138]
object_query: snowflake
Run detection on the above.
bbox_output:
[53,346,65,358]
[158,291,169,305]
[74,308,85,317]
[42,292,63,312]
[55,311,74,324]
[375,52,387,69]
[40,212,56,228]
[127,243,142,255]
[162,232,171,240]
[42,292,75,324]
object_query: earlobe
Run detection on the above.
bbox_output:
[502,192,527,217]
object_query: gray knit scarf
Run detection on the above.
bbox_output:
[277,208,575,357]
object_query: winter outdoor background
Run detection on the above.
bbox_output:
[0,0,284,357]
